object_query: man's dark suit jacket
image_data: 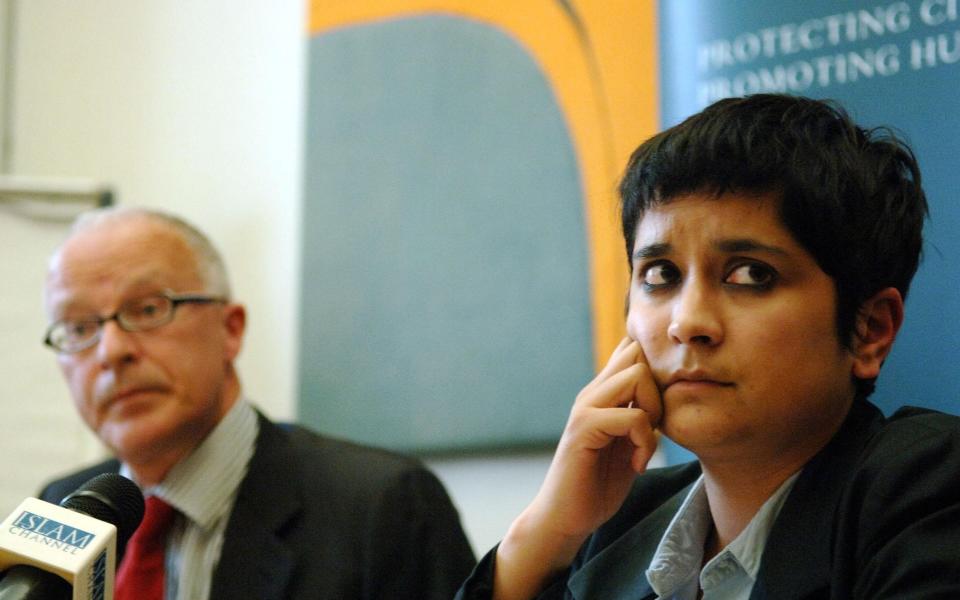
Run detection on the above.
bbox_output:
[42,414,477,600]
[457,400,960,599]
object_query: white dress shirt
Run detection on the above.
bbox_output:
[121,398,259,600]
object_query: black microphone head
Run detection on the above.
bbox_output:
[60,473,145,559]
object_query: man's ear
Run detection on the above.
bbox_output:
[851,287,904,380]
[222,303,247,362]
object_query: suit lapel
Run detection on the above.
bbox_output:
[750,401,884,600]
[208,415,300,600]
[568,483,693,600]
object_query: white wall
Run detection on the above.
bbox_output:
[1,0,304,508]
[9,0,306,422]
[426,452,552,555]
[0,0,563,556]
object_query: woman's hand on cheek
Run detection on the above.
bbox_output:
[533,336,661,539]
[493,337,662,600]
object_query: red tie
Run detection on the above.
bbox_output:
[115,496,176,600]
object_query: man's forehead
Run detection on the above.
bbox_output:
[46,219,202,309]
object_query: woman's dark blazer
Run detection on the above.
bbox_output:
[458,400,960,599]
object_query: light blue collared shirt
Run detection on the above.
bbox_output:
[645,472,799,599]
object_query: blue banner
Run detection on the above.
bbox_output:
[659,0,960,420]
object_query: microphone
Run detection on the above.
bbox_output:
[0,473,145,600]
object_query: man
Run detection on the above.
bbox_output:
[457,94,960,599]
[39,207,475,599]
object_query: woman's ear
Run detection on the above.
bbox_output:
[851,287,904,380]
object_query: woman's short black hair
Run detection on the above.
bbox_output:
[619,94,928,398]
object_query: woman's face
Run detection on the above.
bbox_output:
[626,191,858,465]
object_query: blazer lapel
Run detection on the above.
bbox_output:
[568,483,693,600]
[208,416,300,600]
[750,401,884,600]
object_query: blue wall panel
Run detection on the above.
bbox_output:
[300,15,594,452]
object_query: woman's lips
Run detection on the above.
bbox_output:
[663,370,734,392]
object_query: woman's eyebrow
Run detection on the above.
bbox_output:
[633,242,671,261]
[716,238,789,256]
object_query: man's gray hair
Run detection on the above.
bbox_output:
[65,207,232,298]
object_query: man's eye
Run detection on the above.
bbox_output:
[126,297,167,320]
[67,321,96,337]
[725,263,777,288]
[140,303,161,317]
[641,263,680,287]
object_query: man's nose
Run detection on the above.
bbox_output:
[95,319,139,368]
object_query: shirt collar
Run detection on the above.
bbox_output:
[718,472,799,582]
[645,471,800,597]
[121,398,259,530]
[646,475,712,596]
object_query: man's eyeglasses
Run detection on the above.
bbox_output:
[44,291,227,353]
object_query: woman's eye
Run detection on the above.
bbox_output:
[641,263,680,287]
[725,262,776,287]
